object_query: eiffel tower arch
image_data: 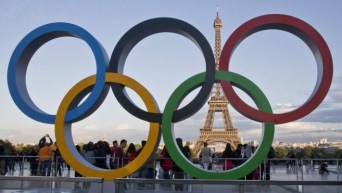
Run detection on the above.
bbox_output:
[193,8,241,157]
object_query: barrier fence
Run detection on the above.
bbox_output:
[0,176,340,193]
[0,176,103,193]
[0,156,341,180]
[0,156,341,193]
[114,178,342,193]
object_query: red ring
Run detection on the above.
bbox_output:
[219,14,333,124]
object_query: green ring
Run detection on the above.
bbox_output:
[162,70,274,179]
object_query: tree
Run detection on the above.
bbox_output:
[275,147,288,158]
[334,149,342,159]
[302,146,314,158]
[0,139,15,154]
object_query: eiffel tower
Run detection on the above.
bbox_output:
[193,8,241,157]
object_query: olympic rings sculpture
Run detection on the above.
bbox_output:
[7,14,333,180]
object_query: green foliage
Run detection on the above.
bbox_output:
[21,144,35,155]
[335,149,342,158]
[275,147,288,158]
[302,146,314,158]
[0,139,15,154]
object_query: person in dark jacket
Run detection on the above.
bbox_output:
[94,141,107,169]
[0,145,7,175]
[112,139,127,169]
[28,146,39,176]
[172,138,188,191]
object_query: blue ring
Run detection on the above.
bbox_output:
[7,22,109,124]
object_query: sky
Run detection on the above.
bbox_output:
[0,1,341,145]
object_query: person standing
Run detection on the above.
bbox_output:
[244,145,254,180]
[84,142,96,166]
[112,139,127,169]
[110,140,118,169]
[94,141,107,169]
[74,145,84,177]
[136,140,148,179]
[28,146,39,176]
[264,147,276,180]
[232,144,243,167]
[160,146,172,179]
[103,141,111,169]
[221,143,234,171]
[199,142,212,170]
[172,138,187,191]
[38,134,53,176]
[126,143,136,163]
[0,145,7,175]
[53,142,62,177]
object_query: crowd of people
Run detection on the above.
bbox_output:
[200,142,276,180]
[0,135,276,183]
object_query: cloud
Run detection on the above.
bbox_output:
[273,103,297,113]
[83,124,99,131]
[114,122,134,131]
[311,127,342,133]
[277,122,317,132]
[329,76,342,103]
[302,106,342,123]
[274,127,342,143]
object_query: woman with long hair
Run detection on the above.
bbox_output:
[221,143,234,170]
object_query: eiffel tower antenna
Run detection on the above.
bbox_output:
[213,4,222,98]
[193,8,241,157]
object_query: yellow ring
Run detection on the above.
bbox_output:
[55,72,160,180]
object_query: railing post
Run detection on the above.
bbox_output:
[50,178,53,193]
[99,179,103,193]
[20,177,23,191]
[296,159,299,181]
[20,156,24,176]
[115,180,121,193]
[301,160,304,180]
[336,159,339,181]
[239,183,244,193]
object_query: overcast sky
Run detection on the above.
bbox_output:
[0,1,341,145]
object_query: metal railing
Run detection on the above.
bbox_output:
[0,176,103,193]
[1,155,341,180]
[114,178,342,193]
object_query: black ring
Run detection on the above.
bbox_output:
[109,17,215,123]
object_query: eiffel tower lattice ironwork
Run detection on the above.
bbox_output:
[192,8,241,157]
